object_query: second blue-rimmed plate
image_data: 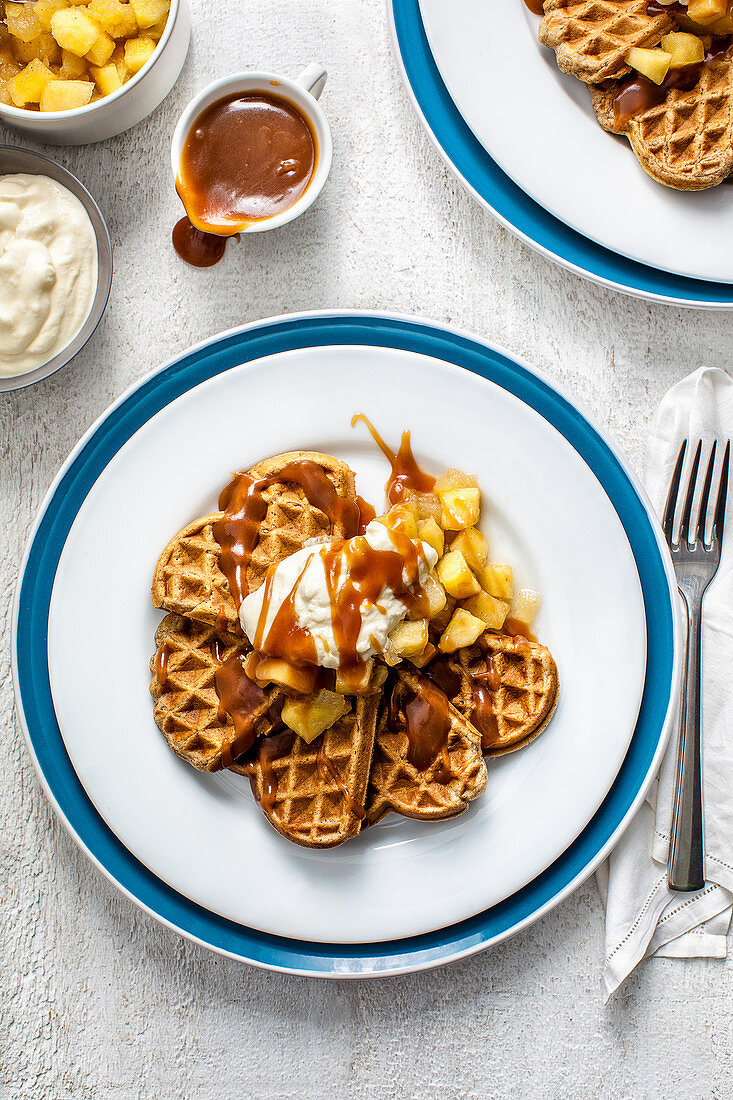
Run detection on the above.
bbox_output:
[389,0,733,307]
[13,311,679,975]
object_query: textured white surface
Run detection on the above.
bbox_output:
[1,0,732,1096]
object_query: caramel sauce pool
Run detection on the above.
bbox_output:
[176,92,317,235]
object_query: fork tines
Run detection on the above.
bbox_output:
[663,439,730,552]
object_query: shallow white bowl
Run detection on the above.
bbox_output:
[0,146,112,392]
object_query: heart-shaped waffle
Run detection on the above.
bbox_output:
[151,451,357,628]
[539,0,674,84]
[590,47,733,189]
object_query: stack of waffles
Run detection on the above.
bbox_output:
[538,0,733,189]
[149,451,559,849]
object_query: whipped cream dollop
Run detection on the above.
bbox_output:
[0,174,97,378]
[239,519,438,668]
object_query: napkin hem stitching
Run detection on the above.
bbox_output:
[656,884,718,925]
[605,876,666,962]
[654,829,733,873]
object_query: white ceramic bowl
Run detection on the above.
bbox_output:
[170,65,332,234]
[0,146,112,391]
[0,0,190,145]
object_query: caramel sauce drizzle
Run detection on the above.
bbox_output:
[501,618,536,645]
[213,652,267,766]
[356,495,376,534]
[155,642,171,689]
[253,557,318,666]
[213,460,360,610]
[252,518,430,674]
[425,657,462,701]
[394,676,454,775]
[522,0,544,13]
[259,730,296,813]
[215,605,228,634]
[352,414,436,506]
[211,637,227,664]
[322,525,427,673]
[316,741,365,819]
[646,1,685,13]
[613,36,733,128]
[471,683,501,751]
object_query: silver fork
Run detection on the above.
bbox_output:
[663,438,730,892]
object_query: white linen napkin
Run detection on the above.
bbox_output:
[597,367,733,999]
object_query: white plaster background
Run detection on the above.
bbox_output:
[2,1,732,1096]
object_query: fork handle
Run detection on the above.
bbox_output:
[668,592,705,892]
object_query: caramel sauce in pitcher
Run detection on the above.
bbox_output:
[177,93,316,231]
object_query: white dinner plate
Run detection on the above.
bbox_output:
[418,0,733,284]
[46,340,646,944]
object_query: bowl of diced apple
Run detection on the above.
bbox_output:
[0,0,190,144]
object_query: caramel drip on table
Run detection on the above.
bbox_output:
[213,460,360,609]
[213,652,267,765]
[155,642,171,689]
[352,414,436,506]
[316,741,365,819]
[522,0,544,13]
[172,216,229,268]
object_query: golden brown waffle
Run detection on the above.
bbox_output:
[151,451,357,628]
[447,634,559,757]
[231,695,378,848]
[590,51,733,189]
[366,668,487,825]
[149,613,283,772]
[539,0,673,84]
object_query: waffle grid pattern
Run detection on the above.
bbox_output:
[234,697,378,848]
[629,55,733,188]
[152,516,238,628]
[367,671,487,824]
[455,635,559,756]
[152,454,356,626]
[149,613,280,772]
[539,0,672,83]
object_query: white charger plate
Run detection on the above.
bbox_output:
[418,0,733,285]
[46,341,646,945]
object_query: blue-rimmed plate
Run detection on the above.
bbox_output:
[13,312,679,975]
[389,0,733,307]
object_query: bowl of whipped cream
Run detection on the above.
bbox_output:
[0,146,112,392]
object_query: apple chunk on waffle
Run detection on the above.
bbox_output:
[590,39,733,189]
[539,0,674,84]
[231,695,379,849]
